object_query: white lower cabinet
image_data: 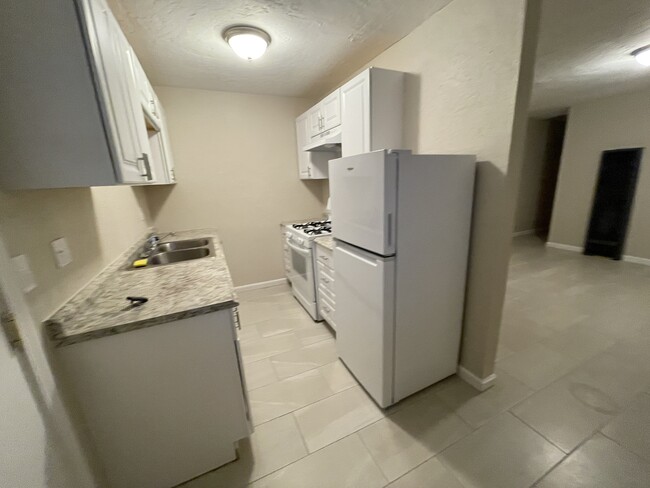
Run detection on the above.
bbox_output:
[58,309,251,488]
[315,243,336,329]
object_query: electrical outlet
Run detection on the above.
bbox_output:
[51,237,73,268]
[11,254,36,293]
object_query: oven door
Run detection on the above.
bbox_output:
[286,237,316,303]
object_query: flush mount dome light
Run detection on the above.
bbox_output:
[223,26,271,60]
[632,45,650,66]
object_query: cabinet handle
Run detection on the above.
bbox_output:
[138,153,152,180]
[308,167,312,177]
[233,307,242,330]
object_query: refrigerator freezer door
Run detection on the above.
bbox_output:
[334,241,395,407]
[329,150,397,256]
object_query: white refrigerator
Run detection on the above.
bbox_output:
[329,149,475,407]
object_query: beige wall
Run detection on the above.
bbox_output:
[143,87,327,286]
[549,88,650,260]
[0,185,151,486]
[322,0,538,378]
[515,118,550,232]
[0,186,150,323]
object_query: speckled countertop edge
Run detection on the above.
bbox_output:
[45,229,238,348]
[315,236,336,251]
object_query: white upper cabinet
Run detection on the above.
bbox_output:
[293,68,403,180]
[296,112,331,180]
[308,105,324,138]
[127,47,176,185]
[89,0,152,183]
[321,90,342,131]
[0,0,175,189]
[307,89,341,138]
[340,70,371,158]
[341,68,404,158]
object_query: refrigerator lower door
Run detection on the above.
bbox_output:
[329,150,398,256]
[334,241,396,407]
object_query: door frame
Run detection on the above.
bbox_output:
[0,229,96,487]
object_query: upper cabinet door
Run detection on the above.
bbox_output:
[320,89,341,132]
[88,0,149,183]
[308,104,323,138]
[128,49,153,114]
[341,70,370,157]
[307,90,341,139]
[127,48,163,128]
[295,113,311,178]
[156,99,176,183]
[295,111,331,180]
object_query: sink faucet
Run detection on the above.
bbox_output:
[140,232,173,258]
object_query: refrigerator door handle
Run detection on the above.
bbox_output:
[387,212,393,249]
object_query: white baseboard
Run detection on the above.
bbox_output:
[623,255,650,266]
[546,242,583,253]
[512,229,537,237]
[235,278,287,292]
[544,243,650,266]
[457,365,497,392]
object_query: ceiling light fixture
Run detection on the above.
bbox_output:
[632,45,650,66]
[223,26,271,60]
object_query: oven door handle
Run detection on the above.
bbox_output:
[287,240,311,257]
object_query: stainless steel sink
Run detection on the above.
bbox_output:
[148,247,211,265]
[155,239,209,253]
[126,236,214,270]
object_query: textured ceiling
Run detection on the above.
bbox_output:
[107,0,452,98]
[532,0,650,116]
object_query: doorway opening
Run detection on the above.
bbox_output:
[513,115,567,239]
[584,148,643,260]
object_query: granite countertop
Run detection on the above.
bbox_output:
[315,236,335,251]
[45,229,237,347]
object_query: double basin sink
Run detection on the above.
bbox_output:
[129,237,213,269]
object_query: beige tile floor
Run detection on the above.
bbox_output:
[182,235,650,487]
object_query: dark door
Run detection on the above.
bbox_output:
[584,148,643,260]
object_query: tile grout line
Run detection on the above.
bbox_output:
[249,375,353,429]
[356,431,392,487]
[598,428,650,466]
[247,430,386,487]
[508,408,572,454]
[289,411,312,464]
[527,428,603,487]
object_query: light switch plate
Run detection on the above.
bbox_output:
[11,254,37,293]
[51,237,73,268]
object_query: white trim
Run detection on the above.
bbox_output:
[457,365,497,392]
[546,242,583,253]
[545,243,650,266]
[235,278,287,293]
[512,229,537,237]
[623,255,650,266]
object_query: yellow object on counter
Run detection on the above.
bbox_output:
[132,258,148,268]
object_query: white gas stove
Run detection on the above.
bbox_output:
[282,219,332,320]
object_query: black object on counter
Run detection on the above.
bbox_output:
[126,296,149,306]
